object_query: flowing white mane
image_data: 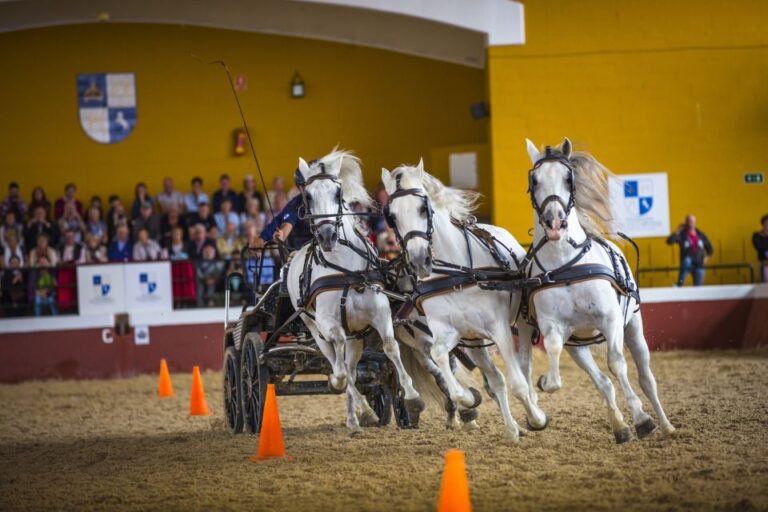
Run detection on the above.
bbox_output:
[390,164,480,221]
[567,148,617,238]
[317,148,372,208]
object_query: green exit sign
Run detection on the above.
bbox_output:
[744,173,764,184]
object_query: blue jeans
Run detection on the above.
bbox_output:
[677,256,705,286]
[35,294,59,316]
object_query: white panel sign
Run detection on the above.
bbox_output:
[609,173,670,238]
[449,152,478,189]
[123,261,173,313]
[134,325,150,345]
[77,264,126,315]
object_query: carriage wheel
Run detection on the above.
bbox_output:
[223,346,244,434]
[366,385,393,427]
[240,334,269,434]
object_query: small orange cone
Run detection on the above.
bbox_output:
[250,383,291,462]
[189,366,212,416]
[437,450,472,512]
[158,358,174,398]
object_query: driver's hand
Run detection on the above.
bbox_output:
[273,229,285,242]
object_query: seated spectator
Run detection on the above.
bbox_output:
[214,198,239,234]
[376,230,400,261]
[131,182,153,219]
[25,205,59,248]
[753,213,768,283]
[1,182,28,220]
[156,177,186,214]
[240,197,266,234]
[213,174,238,213]
[1,255,27,316]
[184,176,208,214]
[2,229,25,267]
[132,201,161,241]
[267,176,286,210]
[207,225,220,243]
[107,224,133,262]
[29,234,60,267]
[266,192,289,225]
[237,175,264,213]
[34,257,58,317]
[166,226,190,260]
[86,206,107,243]
[89,195,104,217]
[54,183,83,220]
[666,214,713,287]
[186,224,216,260]
[371,185,389,235]
[187,201,216,231]
[106,196,127,242]
[195,244,224,307]
[217,221,244,260]
[133,227,165,261]
[58,201,86,243]
[59,230,85,265]
[82,233,108,263]
[1,210,23,248]
[161,207,186,247]
[29,186,52,220]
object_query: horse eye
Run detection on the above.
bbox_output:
[419,205,427,215]
[305,193,312,202]
[531,176,538,187]
[565,175,572,185]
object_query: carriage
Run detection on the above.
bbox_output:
[221,243,413,434]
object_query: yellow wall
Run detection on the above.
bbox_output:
[0,23,487,211]
[489,0,768,285]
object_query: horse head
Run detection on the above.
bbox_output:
[297,154,344,252]
[526,137,576,241]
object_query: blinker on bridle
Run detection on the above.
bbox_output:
[527,146,576,229]
[299,161,344,235]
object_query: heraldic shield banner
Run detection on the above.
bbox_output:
[77,72,136,144]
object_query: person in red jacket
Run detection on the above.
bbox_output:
[666,214,714,286]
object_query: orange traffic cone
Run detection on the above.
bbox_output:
[437,450,472,512]
[158,358,174,398]
[250,384,291,462]
[189,366,212,416]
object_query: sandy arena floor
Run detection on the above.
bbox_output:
[1,348,767,512]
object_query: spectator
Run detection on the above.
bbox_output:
[237,175,264,213]
[666,214,713,286]
[207,225,220,243]
[29,186,52,220]
[212,174,238,213]
[82,233,108,263]
[58,201,86,243]
[187,201,215,232]
[240,197,266,234]
[1,182,28,220]
[371,185,389,235]
[54,183,83,220]
[29,233,60,267]
[2,229,25,267]
[133,227,165,261]
[195,244,224,307]
[186,224,216,260]
[752,213,768,283]
[59,230,85,265]
[1,255,27,316]
[217,221,244,260]
[107,224,133,262]
[160,207,186,247]
[156,177,185,214]
[106,195,127,242]
[25,205,59,248]
[166,226,190,260]
[86,206,107,243]
[267,176,286,209]
[33,257,58,317]
[214,198,239,234]
[131,182,153,219]
[184,177,208,214]
[376,230,400,261]
[89,195,104,217]
[132,201,161,241]
[1,210,24,248]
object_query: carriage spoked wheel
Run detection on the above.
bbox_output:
[240,333,269,434]
[223,346,244,434]
[366,385,393,427]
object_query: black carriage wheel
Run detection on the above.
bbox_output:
[223,346,244,434]
[240,334,269,434]
[367,385,393,427]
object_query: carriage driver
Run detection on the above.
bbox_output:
[259,168,312,250]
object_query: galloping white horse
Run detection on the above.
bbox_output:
[381,162,547,441]
[285,150,425,434]
[523,137,675,442]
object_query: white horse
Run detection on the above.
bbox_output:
[381,161,547,442]
[523,137,675,442]
[285,150,425,434]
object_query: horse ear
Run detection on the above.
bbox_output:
[381,168,391,187]
[416,158,425,177]
[298,157,311,178]
[562,137,572,158]
[526,138,540,164]
[327,156,343,176]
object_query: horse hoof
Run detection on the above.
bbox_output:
[405,397,426,414]
[328,379,346,394]
[459,408,479,423]
[661,423,677,435]
[348,425,363,437]
[614,427,633,444]
[525,414,550,432]
[635,418,657,439]
[462,420,480,432]
[504,429,521,444]
[360,410,380,427]
[468,387,483,409]
[536,375,546,392]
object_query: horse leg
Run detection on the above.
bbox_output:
[464,346,513,433]
[344,337,379,431]
[537,322,565,393]
[603,317,640,444]
[565,344,632,443]
[429,326,479,429]
[307,321,347,394]
[411,344,459,428]
[516,322,539,405]
[624,312,675,435]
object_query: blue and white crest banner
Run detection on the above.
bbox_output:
[609,172,670,238]
[77,72,137,144]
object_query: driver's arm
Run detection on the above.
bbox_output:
[273,222,294,241]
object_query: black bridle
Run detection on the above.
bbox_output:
[299,163,344,237]
[527,146,576,230]
[383,176,434,270]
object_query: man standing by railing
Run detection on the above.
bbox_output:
[666,214,713,286]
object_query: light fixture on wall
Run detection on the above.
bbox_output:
[290,72,305,99]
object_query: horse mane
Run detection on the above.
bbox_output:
[421,172,481,221]
[564,145,617,238]
[317,148,372,208]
